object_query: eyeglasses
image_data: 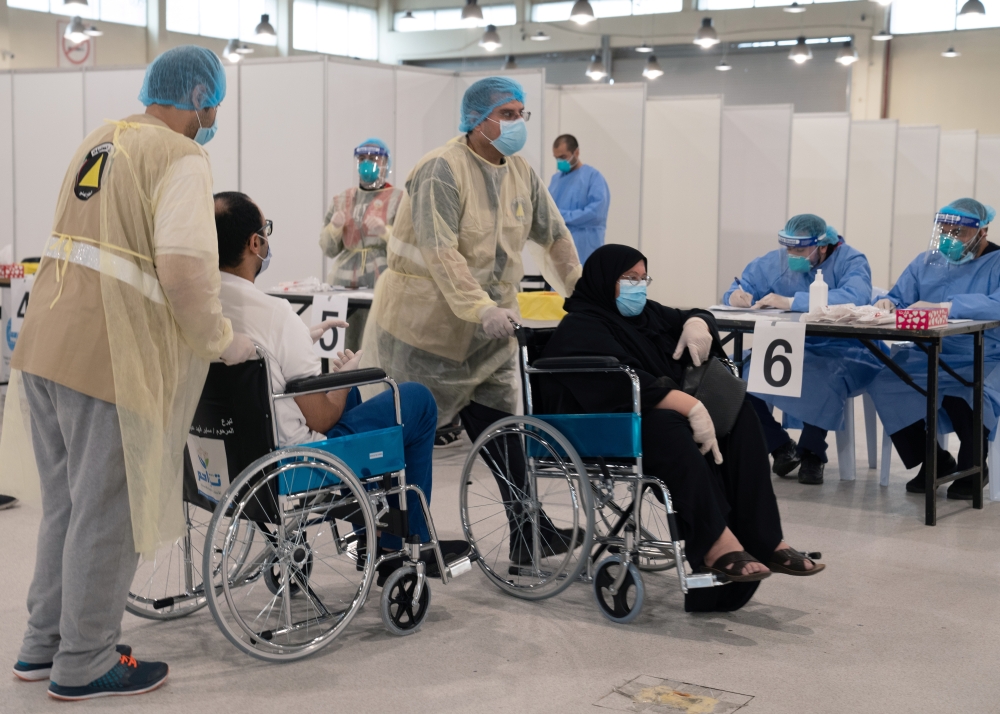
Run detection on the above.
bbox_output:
[256,220,273,238]
[495,109,531,122]
[620,275,653,287]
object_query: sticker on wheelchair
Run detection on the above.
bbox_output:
[746,320,806,398]
[187,434,231,503]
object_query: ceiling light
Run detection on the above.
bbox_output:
[254,13,276,39]
[783,2,806,12]
[941,46,960,57]
[636,43,653,53]
[570,0,596,25]
[64,16,89,44]
[959,0,986,15]
[223,39,243,62]
[529,31,550,41]
[872,28,892,40]
[461,0,485,27]
[875,0,892,5]
[502,54,517,70]
[398,11,417,30]
[84,24,102,37]
[642,55,663,79]
[835,40,858,65]
[479,24,502,51]
[789,36,812,63]
[715,60,732,71]
[62,0,88,7]
[585,54,606,81]
[694,18,720,48]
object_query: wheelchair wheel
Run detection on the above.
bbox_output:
[593,482,677,573]
[460,415,594,601]
[203,447,377,661]
[593,556,644,624]
[379,566,431,636]
[126,502,212,620]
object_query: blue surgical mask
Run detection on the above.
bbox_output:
[194,111,218,146]
[788,255,813,273]
[487,118,528,156]
[358,160,380,184]
[255,243,271,275]
[616,282,647,317]
[939,234,977,265]
[557,159,572,173]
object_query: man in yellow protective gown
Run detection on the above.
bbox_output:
[6,46,255,700]
[362,77,581,440]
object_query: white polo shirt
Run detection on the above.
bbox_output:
[218,272,325,446]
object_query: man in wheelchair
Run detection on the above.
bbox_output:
[213,191,469,584]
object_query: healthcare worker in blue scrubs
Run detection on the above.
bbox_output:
[722,214,883,485]
[549,134,610,265]
[868,198,999,500]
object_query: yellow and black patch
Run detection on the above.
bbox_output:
[74,142,113,201]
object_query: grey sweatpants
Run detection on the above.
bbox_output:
[18,374,139,687]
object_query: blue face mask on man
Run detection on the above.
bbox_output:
[255,241,271,276]
[557,159,573,173]
[194,110,218,146]
[358,160,381,185]
[616,281,647,317]
[787,248,819,273]
[486,118,528,156]
[939,234,979,265]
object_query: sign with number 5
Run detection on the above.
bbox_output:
[746,319,806,398]
[311,293,349,359]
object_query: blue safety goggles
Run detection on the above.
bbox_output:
[777,232,821,248]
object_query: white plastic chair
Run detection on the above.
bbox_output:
[773,396,878,481]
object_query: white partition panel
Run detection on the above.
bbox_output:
[642,95,722,308]
[204,64,240,193]
[717,104,793,298]
[0,74,13,258]
[394,68,457,184]
[845,120,898,291]
[891,126,940,284]
[936,130,978,208]
[240,59,325,287]
[788,112,850,230]
[558,84,645,249]
[83,68,146,135]
[543,85,561,182]
[13,72,85,261]
[975,135,1000,212]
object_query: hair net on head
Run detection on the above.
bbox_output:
[941,197,997,226]
[459,77,526,133]
[778,213,839,247]
[138,45,226,111]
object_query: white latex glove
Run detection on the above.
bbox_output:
[754,293,793,310]
[331,211,347,229]
[363,214,387,237]
[219,333,257,365]
[729,289,753,308]
[672,317,713,367]
[332,348,364,372]
[687,401,723,465]
[310,317,350,343]
[481,306,519,339]
[875,298,896,312]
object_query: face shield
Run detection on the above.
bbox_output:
[355,145,390,190]
[778,233,821,273]
[927,212,983,267]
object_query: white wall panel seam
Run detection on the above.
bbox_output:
[9,74,15,260]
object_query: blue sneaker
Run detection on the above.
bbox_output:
[47,653,167,701]
[13,645,131,682]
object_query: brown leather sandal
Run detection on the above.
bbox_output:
[767,548,826,576]
[703,550,772,583]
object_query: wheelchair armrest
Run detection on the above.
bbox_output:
[285,368,387,395]
[531,356,621,370]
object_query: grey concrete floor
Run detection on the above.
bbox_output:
[3,404,1000,714]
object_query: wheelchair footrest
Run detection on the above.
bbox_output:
[446,556,474,579]
[685,573,726,589]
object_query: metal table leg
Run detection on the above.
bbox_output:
[973,331,985,510]
[734,332,745,378]
[925,341,939,526]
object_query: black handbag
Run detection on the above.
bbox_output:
[682,357,746,438]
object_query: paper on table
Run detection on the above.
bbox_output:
[709,304,790,314]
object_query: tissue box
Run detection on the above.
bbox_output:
[896,307,949,330]
[0,264,24,279]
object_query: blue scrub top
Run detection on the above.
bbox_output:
[548,164,610,265]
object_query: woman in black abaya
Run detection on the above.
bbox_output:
[540,244,824,612]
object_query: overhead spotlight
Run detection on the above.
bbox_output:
[642,55,664,79]
[64,16,89,44]
[223,39,243,62]
[783,2,806,12]
[789,36,812,63]
[529,31,551,41]
[585,54,606,80]
[570,0,596,25]
[398,11,417,30]
[636,43,654,53]
[694,18,720,48]
[254,13,276,39]
[461,0,485,27]
[872,28,893,40]
[502,54,518,70]
[479,24,502,51]
[941,46,960,57]
[959,0,986,15]
[715,59,732,71]
[835,40,859,65]
[84,24,102,37]
[62,0,88,7]
[875,0,892,6]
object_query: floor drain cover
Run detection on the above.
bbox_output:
[595,675,753,713]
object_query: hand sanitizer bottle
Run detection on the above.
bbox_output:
[809,269,828,314]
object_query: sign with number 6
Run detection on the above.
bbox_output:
[746,319,806,398]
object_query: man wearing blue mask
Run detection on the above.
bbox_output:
[721,214,882,485]
[549,134,610,264]
[868,198,999,500]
